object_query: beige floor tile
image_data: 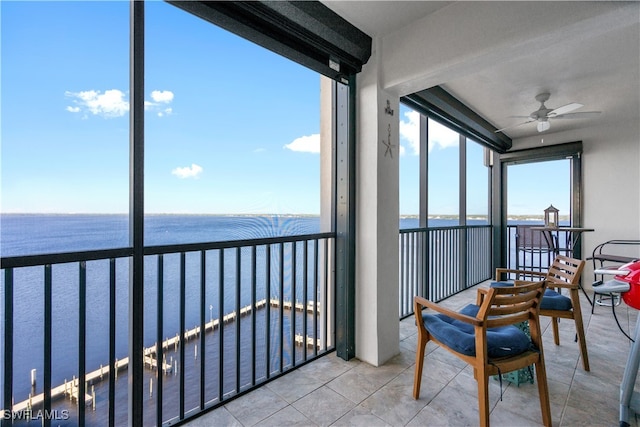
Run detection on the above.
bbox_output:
[332,405,391,427]
[421,384,480,426]
[293,386,356,426]
[224,387,289,426]
[359,369,429,426]
[258,405,316,427]
[185,406,243,427]
[266,369,325,404]
[489,405,545,427]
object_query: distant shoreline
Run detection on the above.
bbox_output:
[2,213,570,221]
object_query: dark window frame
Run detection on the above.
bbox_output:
[494,141,584,268]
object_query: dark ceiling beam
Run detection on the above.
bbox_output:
[403,86,512,153]
[167,1,372,81]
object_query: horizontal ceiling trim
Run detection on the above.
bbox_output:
[499,141,582,165]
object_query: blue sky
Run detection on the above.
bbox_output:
[1,1,568,216]
[2,1,321,215]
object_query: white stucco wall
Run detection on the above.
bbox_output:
[355,39,400,366]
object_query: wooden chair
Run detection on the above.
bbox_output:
[413,280,551,427]
[515,224,556,270]
[495,254,589,371]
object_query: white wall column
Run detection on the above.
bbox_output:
[355,40,400,366]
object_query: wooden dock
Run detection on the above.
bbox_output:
[12,298,321,412]
[13,377,93,413]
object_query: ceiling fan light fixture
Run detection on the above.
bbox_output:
[537,121,550,132]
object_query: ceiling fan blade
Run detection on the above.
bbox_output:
[494,120,534,133]
[548,102,583,117]
[552,111,602,119]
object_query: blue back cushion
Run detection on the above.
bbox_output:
[490,281,572,311]
[421,304,531,358]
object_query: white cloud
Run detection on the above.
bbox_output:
[429,119,459,151]
[172,164,203,179]
[65,89,129,118]
[399,110,460,155]
[66,88,174,118]
[151,90,174,103]
[145,91,174,116]
[157,108,173,117]
[284,134,320,154]
[399,110,420,156]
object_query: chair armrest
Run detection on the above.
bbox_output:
[513,279,542,286]
[476,288,490,305]
[495,268,546,281]
[545,279,577,290]
[414,295,481,326]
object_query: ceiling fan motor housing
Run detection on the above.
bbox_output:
[531,108,553,121]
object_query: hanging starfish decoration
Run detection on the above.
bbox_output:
[385,100,394,116]
[382,123,395,158]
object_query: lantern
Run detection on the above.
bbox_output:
[544,205,559,228]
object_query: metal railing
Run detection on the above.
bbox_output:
[399,225,492,318]
[1,232,335,426]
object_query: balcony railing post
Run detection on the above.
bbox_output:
[78,261,87,427]
[235,247,241,391]
[291,242,297,367]
[2,269,13,427]
[218,249,224,398]
[43,264,52,427]
[179,252,186,420]
[155,255,163,427]
[199,250,206,410]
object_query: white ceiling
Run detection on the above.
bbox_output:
[322,1,640,142]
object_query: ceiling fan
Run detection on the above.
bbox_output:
[495,93,601,133]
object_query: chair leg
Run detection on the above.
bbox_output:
[413,333,427,399]
[551,317,560,345]
[477,368,490,427]
[567,289,591,371]
[572,306,590,372]
[534,358,552,427]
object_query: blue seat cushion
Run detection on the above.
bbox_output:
[421,304,531,358]
[490,281,572,311]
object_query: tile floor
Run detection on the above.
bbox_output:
[184,283,639,426]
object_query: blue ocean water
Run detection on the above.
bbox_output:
[0,214,327,257]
